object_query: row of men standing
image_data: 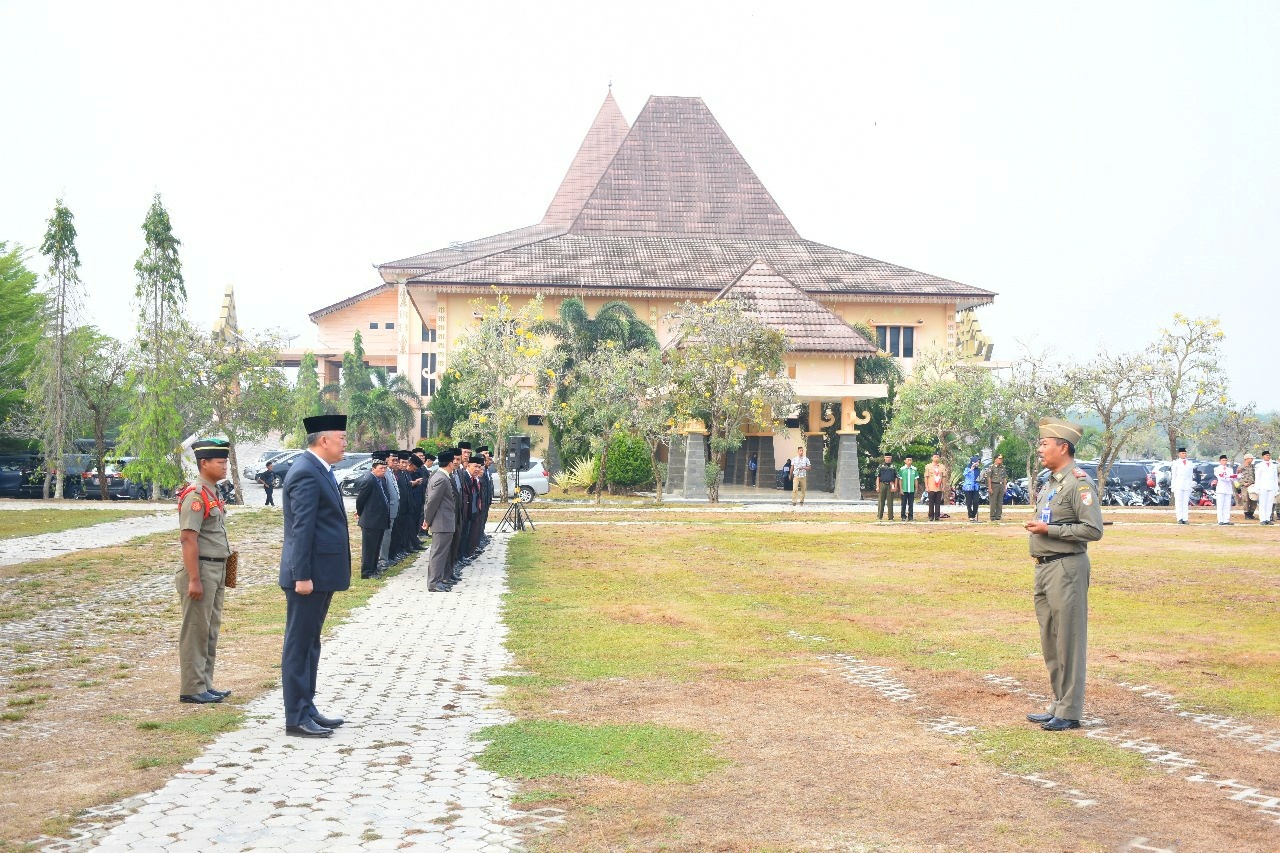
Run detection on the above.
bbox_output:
[354,448,433,580]
[1170,448,1278,525]
[423,443,495,593]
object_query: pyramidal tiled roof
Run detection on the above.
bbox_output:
[568,96,799,239]
[334,93,995,322]
[716,260,877,354]
[541,92,630,227]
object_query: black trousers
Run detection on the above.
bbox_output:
[928,491,943,520]
[263,487,274,506]
[359,527,382,577]
[281,588,333,727]
[900,492,915,520]
[965,490,980,519]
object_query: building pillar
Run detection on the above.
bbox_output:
[834,432,862,501]
[396,279,415,441]
[681,421,708,500]
[667,434,687,494]
[804,434,829,491]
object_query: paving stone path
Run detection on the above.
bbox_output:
[74,532,558,852]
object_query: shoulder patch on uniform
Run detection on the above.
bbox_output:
[1073,467,1088,479]
[191,500,204,513]
[1079,489,1093,506]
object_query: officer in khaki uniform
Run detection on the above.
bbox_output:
[986,453,1009,521]
[176,439,234,704]
[1023,417,1103,731]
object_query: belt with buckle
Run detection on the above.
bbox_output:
[199,556,227,564]
[1034,553,1070,565]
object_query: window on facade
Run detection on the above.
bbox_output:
[421,376,437,397]
[385,322,395,330]
[527,415,544,426]
[875,325,915,358]
[421,326,437,343]
[369,322,379,330]
[420,413,432,437]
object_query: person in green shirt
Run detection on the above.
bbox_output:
[898,456,919,521]
[986,453,1009,521]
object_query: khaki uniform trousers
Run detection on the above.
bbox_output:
[176,560,226,695]
[989,483,1006,520]
[1033,552,1089,720]
[791,476,808,504]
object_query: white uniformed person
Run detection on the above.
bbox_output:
[1023,417,1103,732]
[1213,455,1237,525]
[1170,447,1195,524]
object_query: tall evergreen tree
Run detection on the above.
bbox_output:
[0,243,44,432]
[120,194,188,498]
[35,199,84,498]
[292,351,324,445]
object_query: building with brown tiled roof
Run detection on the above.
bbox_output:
[304,92,997,498]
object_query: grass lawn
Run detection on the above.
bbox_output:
[0,508,154,540]
[489,515,1280,850]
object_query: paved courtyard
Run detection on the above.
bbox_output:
[66,532,561,852]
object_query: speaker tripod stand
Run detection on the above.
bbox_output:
[496,471,536,533]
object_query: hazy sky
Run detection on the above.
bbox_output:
[2,1,1276,407]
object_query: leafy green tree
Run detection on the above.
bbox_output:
[121,195,188,497]
[291,351,323,447]
[605,432,653,488]
[536,297,658,465]
[667,298,795,503]
[31,200,85,497]
[448,293,552,500]
[1003,343,1082,496]
[184,324,293,499]
[348,368,421,450]
[428,371,468,437]
[1067,348,1157,488]
[1149,314,1228,459]
[0,243,44,430]
[68,328,131,499]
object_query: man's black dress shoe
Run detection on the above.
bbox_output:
[311,712,344,728]
[286,718,333,738]
[1041,716,1081,731]
[1026,712,1054,724]
[208,687,232,699]
[180,691,223,704]
[429,584,451,592]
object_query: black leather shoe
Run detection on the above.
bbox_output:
[1026,712,1054,723]
[1041,716,1081,731]
[180,691,223,704]
[429,584,451,592]
[310,712,344,728]
[207,687,232,699]
[286,718,333,738]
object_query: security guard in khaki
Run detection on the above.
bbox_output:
[176,439,234,704]
[986,454,1009,521]
[1024,417,1103,731]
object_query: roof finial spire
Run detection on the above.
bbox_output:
[608,79,612,91]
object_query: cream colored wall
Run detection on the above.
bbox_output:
[315,291,402,354]
[830,301,956,356]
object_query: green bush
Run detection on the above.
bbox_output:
[415,434,454,457]
[606,433,654,488]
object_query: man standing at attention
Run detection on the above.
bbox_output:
[987,453,1009,522]
[1171,447,1195,524]
[378,449,400,574]
[1213,455,1237,526]
[424,449,459,592]
[176,438,235,705]
[1256,450,1277,525]
[876,452,898,521]
[354,454,391,579]
[1024,417,1102,732]
[925,453,946,521]
[898,456,918,522]
[790,446,811,506]
[279,414,351,738]
[1236,453,1257,520]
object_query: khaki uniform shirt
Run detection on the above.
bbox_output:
[179,478,232,558]
[987,463,1009,484]
[1029,465,1104,558]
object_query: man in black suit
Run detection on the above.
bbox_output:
[279,414,352,738]
[424,449,459,592]
[406,453,428,552]
[354,453,391,579]
[390,452,413,562]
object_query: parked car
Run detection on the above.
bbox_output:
[247,450,303,488]
[333,452,371,473]
[339,458,376,496]
[0,455,37,498]
[243,449,293,480]
[491,457,550,503]
[82,458,148,500]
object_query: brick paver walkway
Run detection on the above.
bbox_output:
[82,533,557,852]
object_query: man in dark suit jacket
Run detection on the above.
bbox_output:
[279,414,352,738]
[390,453,412,562]
[354,453,391,579]
[406,454,427,552]
[424,449,459,592]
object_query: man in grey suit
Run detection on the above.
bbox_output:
[424,449,459,593]
[377,450,400,574]
[279,414,352,738]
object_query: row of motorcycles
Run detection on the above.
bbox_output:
[951,481,1191,508]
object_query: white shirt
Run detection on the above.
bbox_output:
[1170,458,1195,489]
[1256,460,1279,492]
[791,456,811,479]
[1213,464,1236,495]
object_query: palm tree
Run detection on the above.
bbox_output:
[349,368,422,448]
[536,298,659,465]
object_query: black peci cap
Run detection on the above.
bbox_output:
[304,414,347,434]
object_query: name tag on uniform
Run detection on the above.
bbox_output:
[1040,506,1052,524]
